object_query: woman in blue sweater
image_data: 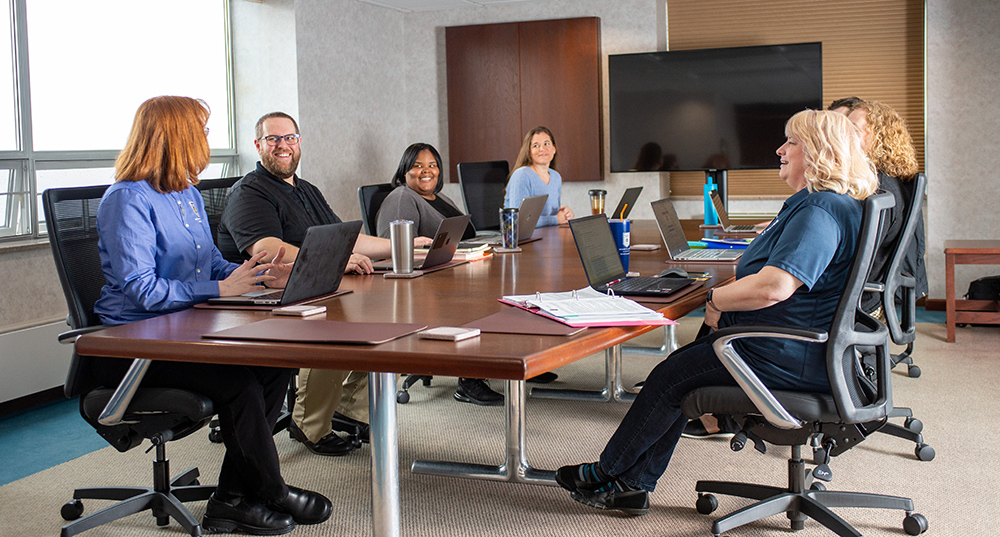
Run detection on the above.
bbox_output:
[504,126,575,226]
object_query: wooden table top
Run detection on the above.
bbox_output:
[76,221,736,380]
[943,240,1000,254]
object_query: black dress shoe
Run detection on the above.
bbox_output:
[265,486,333,526]
[332,412,370,443]
[288,421,357,456]
[454,378,503,406]
[527,371,559,383]
[203,494,295,535]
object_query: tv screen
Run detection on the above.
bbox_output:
[608,43,822,173]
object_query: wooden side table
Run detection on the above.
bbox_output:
[944,240,1000,342]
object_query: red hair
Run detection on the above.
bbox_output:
[115,96,210,193]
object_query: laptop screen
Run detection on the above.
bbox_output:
[709,190,733,228]
[568,214,627,287]
[610,186,643,220]
[650,198,690,259]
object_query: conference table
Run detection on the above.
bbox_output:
[75,220,736,537]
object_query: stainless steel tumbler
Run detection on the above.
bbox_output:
[389,219,414,274]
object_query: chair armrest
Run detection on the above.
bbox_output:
[58,325,106,344]
[97,358,152,427]
[708,326,828,430]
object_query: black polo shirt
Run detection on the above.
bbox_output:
[217,162,342,263]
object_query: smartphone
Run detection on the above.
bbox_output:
[272,305,327,317]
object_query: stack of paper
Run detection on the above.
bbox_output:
[500,287,675,327]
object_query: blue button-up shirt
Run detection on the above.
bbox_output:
[94,180,238,325]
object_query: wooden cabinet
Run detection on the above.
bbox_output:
[445,17,602,182]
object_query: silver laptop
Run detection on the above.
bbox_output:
[374,214,472,271]
[650,198,743,263]
[208,221,362,305]
[466,194,548,246]
[710,190,768,233]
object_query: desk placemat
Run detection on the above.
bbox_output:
[372,258,469,274]
[632,280,705,304]
[193,289,353,311]
[202,318,426,345]
[461,307,586,336]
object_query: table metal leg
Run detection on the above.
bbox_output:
[945,252,956,342]
[369,372,400,537]
[621,323,679,357]
[530,344,636,402]
[410,379,557,487]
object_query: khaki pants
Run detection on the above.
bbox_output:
[291,369,370,442]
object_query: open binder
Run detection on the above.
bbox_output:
[499,287,676,328]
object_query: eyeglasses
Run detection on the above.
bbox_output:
[259,134,300,146]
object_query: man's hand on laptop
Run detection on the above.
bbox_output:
[414,236,433,248]
[346,253,374,275]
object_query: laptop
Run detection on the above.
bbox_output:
[710,190,768,233]
[208,221,362,306]
[609,186,643,220]
[374,214,472,272]
[466,194,548,246]
[568,214,695,297]
[650,198,743,263]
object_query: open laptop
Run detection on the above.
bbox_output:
[650,198,743,263]
[568,214,695,297]
[710,190,768,233]
[609,186,643,220]
[466,194,548,246]
[374,214,472,272]
[208,221,362,306]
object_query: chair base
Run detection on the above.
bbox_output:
[396,375,432,404]
[695,448,919,537]
[61,465,215,537]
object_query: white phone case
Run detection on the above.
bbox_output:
[418,327,481,341]
[272,305,327,317]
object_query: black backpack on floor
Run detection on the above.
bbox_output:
[966,275,1000,300]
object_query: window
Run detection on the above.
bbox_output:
[0,0,237,242]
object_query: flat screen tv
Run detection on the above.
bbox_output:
[608,43,822,173]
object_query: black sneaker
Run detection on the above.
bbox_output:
[203,494,295,535]
[555,462,649,516]
[288,421,358,456]
[681,418,735,439]
[454,378,503,406]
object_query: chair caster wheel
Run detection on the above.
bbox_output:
[904,417,923,433]
[809,482,826,491]
[396,390,410,404]
[915,443,935,461]
[907,365,920,378]
[208,427,223,443]
[61,499,84,521]
[696,493,718,515]
[904,512,928,535]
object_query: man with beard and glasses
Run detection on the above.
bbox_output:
[218,111,430,458]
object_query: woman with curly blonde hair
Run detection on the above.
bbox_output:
[848,100,927,310]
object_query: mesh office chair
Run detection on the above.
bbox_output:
[357,183,395,235]
[196,176,240,247]
[457,160,509,232]
[680,193,928,537]
[862,173,933,461]
[44,185,217,537]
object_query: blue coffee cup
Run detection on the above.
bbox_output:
[608,219,631,272]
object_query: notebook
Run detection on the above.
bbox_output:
[207,220,362,306]
[710,190,768,233]
[465,194,548,246]
[373,214,472,272]
[568,214,695,297]
[609,186,643,220]
[650,198,743,263]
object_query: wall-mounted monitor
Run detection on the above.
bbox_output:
[608,43,822,173]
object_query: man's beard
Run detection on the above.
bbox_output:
[262,150,300,179]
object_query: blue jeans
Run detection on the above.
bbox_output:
[598,336,738,492]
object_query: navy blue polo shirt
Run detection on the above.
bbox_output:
[720,188,863,392]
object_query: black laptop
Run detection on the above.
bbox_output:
[568,214,694,297]
[609,186,643,220]
[207,221,362,306]
[374,214,472,272]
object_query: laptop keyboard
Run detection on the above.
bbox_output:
[678,249,736,260]
[611,277,673,293]
[727,225,758,231]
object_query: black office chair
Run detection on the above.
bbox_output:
[357,182,395,235]
[862,173,933,461]
[43,185,217,537]
[457,160,509,232]
[681,193,929,537]
[196,176,240,247]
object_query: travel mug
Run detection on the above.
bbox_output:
[389,219,414,274]
[589,189,607,215]
[500,207,519,249]
[608,218,631,272]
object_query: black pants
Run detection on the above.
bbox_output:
[92,357,292,502]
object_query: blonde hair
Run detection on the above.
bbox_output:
[851,100,919,180]
[115,96,210,193]
[512,126,558,172]
[785,109,878,200]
